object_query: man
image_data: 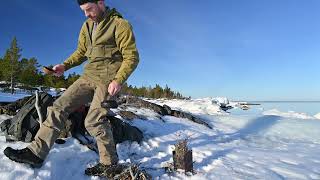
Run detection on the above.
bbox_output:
[4,0,139,176]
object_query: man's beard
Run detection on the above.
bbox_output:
[90,9,104,22]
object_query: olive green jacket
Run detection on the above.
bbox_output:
[63,8,139,85]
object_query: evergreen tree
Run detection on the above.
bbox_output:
[43,74,56,88]
[66,72,80,87]
[18,57,42,88]
[164,84,173,98]
[55,77,66,88]
[127,85,134,95]
[1,37,21,94]
[119,82,129,95]
[0,58,3,80]
[153,84,163,98]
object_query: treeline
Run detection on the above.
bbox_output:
[0,37,80,92]
[0,37,186,99]
[121,84,188,99]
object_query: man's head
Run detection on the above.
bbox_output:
[78,0,106,22]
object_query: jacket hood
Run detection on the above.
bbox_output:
[105,6,123,19]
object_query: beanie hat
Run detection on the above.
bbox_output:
[77,0,100,5]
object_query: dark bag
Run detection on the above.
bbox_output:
[0,92,54,142]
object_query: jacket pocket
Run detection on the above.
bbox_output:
[85,45,113,59]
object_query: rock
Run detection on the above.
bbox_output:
[163,104,172,115]
[118,111,140,120]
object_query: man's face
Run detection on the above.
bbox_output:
[80,2,103,22]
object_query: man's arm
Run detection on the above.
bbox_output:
[62,23,88,71]
[113,19,140,85]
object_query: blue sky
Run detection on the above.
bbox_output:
[0,0,319,100]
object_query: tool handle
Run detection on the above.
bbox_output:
[42,66,56,75]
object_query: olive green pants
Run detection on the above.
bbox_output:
[27,76,118,165]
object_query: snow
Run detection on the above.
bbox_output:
[0,92,30,102]
[263,109,314,119]
[0,95,320,180]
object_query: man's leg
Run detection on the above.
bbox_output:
[4,78,95,166]
[28,78,95,159]
[84,82,118,166]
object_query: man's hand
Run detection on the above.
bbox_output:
[108,80,121,96]
[52,64,65,77]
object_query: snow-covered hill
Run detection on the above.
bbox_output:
[0,93,319,180]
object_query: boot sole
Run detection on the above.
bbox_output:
[4,148,43,168]
[6,155,43,168]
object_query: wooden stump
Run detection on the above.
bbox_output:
[172,140,193,173]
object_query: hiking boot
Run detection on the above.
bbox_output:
[3,147,44,168]
[85,163,127,177]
